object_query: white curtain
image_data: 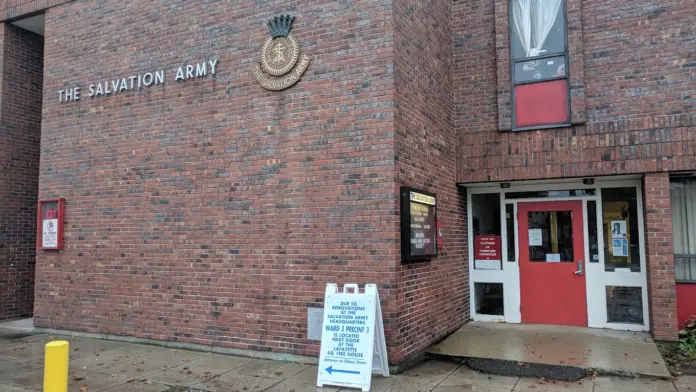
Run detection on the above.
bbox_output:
[512,0,532,57]
[671,181,696,281]
[671,182,696,254]
[512,0,563,57]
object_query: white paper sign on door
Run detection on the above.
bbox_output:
[528,229,543,246]
[545,253,561,262]
[317,284,389,391]
[610,220,627,239]
[612,238,628,257]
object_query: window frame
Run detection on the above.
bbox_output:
[509,0,571,131]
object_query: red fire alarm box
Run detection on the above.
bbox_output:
[37,198,65,250]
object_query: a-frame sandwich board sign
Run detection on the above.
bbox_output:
[317,284,389,391]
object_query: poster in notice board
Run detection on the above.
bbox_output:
[400,187,437,262]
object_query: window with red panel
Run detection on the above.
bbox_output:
[510,0,569,129]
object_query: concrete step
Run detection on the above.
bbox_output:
[426,322,671,381]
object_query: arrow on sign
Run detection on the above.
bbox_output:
[325,366,360,375]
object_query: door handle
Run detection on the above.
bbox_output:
[574,260,584,276]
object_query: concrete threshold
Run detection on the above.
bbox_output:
[0,318,34,333]
[426,322,671,381]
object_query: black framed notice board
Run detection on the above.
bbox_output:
[400,187,437,262]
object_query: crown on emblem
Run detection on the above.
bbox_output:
[267,15,295,38]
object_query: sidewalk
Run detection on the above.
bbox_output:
[0,330,693,392]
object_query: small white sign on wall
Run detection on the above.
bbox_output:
[317,284,389,392]
[42,219,58,248]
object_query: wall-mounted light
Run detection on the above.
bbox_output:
[583,178,594,185]
[500,183,511,189]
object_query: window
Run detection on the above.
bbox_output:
[606,286,644,324]
[472,194,502,270]
[505,189,594,199]
[601,187,640,272]
[510,0,569,129]
[588,201,600,263]
[475,283,504,316]
[506,204,515,262]
[671,181,696,282]
[527,210,574,262]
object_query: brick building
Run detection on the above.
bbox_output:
[0,0,693,366]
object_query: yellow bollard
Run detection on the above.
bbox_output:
[43,340,69,392]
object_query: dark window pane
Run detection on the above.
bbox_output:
[514,56,566,83]
[676,256,696,282]
[602,187,641,272]
[606,286,643,324]
[528,211,573,262]
[472,194,502,270]
[472,194,501,236]
[514,79,569,128]
[511,0,567,60]
[588,201,600,263]
[475,283,504,316]
[506,189,595,199]
[507,204,515,262]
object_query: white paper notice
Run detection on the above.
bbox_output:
[475,260,501,270]
[610,220,627,239]
[546,253,561,262]
[528,229,543,246]
[42,219,58,248]
[612,238,628,257]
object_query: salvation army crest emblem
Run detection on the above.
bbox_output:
[252,15,311,90]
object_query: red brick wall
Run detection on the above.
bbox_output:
[35,0,410,361]
[643,172,679,340]
[456,0,696,183]
[0,23,43,320]
[33,0,472,365]
[392,0,468,362]
[453,0,497,134]
[0,0,71,20]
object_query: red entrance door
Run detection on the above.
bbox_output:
[518,201,587,326]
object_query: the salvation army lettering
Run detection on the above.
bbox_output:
[252,54,310,91]
[474,235,502,270]
[57,59,219,103]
